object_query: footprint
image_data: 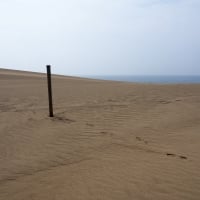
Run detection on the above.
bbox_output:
[100,131,114,136]
[136,136,142,141]
[166,153,176,157]
[136,136,148,145]
[107,99,117,102]
[179,155,187,160]
[100,131,107,134]
[166,153,188,160]
[158,100,171,104]
[86,123,94,127]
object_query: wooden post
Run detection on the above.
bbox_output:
[46,65,54,117]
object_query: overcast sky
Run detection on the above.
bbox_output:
[0,0,200,75]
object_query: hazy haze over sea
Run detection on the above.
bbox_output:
[86,75,200,83]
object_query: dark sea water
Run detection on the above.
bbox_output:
[87,76,200,84]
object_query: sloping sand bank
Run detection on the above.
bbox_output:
[0,69,200,200]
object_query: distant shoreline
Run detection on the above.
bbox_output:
[84,75,200,84]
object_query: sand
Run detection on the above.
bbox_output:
[0,68,200,200]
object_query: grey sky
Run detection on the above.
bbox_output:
[0,0,200,75]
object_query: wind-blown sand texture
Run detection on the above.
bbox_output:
[0,68,200,200]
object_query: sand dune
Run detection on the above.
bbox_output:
[0,68,200,200]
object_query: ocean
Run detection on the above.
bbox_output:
[86,75,200,84]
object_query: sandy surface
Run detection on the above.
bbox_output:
[0,68,200,200]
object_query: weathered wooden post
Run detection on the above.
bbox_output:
[46,65,54,117]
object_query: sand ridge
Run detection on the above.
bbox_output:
[0,69,200,200]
